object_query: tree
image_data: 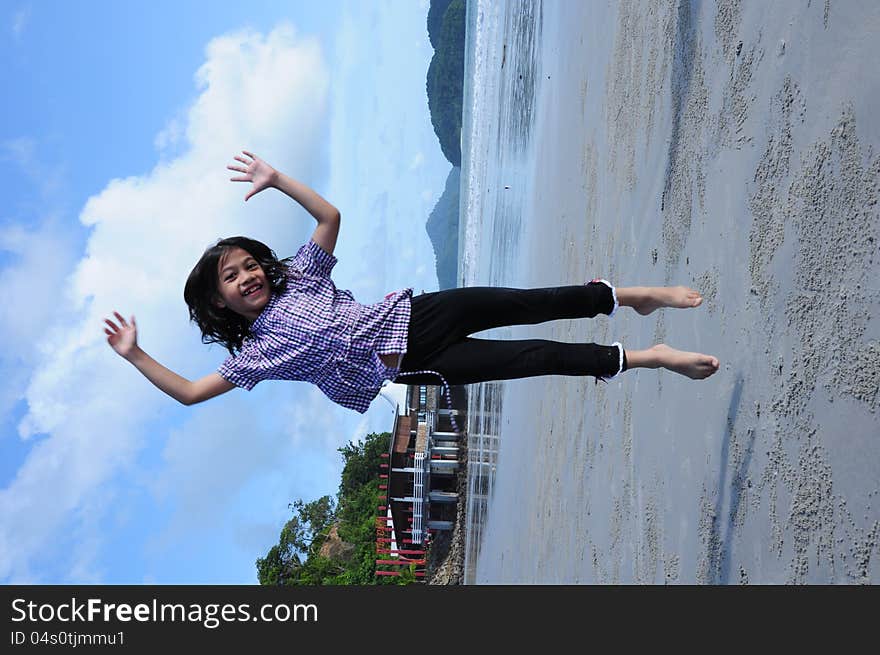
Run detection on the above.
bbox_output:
[256,432,412,585]
[256,496,337,585]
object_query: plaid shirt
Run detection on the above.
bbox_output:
[217,239,412,413]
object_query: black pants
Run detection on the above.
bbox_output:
[394,282,627,385]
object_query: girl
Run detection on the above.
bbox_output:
[104,151,719,419]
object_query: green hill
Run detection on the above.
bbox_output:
[425,166,461,290]
[427,0,454,48]
[425,0,465,290]
[426,0,465,166]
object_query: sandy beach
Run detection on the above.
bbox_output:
[460,0,880,583]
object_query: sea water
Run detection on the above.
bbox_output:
[460,0,880,585]
[459,0,544,584]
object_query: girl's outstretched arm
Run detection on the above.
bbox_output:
[104,312,234,405]
[227,150,340,256]
[273,170,341,256]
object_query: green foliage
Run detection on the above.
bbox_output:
[338,430,390,498]
[427,0,454,49]
[396,564,419,585]
[256,431,415,585]
[425,166,460,290]
[426,0,466,166]
[292,497,335,540]
[255,543,298,586]
[255,496,337,585]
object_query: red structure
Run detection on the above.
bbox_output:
[373,383,465,581]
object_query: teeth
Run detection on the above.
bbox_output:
[243,285,261,296]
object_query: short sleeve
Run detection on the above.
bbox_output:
[290,239,337,278]
[320,385,372,414]
[217,347,263,391]
[314,373,377,414]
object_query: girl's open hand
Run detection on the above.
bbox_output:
[227,150,277,202]
[104,311,138,359]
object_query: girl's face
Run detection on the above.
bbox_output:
[214,247,271,321]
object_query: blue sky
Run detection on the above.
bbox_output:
[0,0,449,583]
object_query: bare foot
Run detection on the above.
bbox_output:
[619,286,703,316]
[651,344,719,379]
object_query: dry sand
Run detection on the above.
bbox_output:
[470,0,880,583]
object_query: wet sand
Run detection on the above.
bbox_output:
[465,0,880,583]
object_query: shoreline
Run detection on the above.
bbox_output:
[443,0,880,583]
[425,384,470,585]
[425,433,468,584]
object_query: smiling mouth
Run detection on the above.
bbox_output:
[242,284,263,297]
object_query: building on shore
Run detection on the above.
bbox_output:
[374,382,467,579]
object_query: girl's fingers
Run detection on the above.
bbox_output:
[114,311,127,326]
[242,150,255,160]
[230,176,249,182]
[104,319,119,331]
[104,329,112,336]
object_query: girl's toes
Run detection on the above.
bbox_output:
[703,356,720,377]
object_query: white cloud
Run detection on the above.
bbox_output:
[327,1,446,299]
[146,393,294,546]
[0,215,80,430]
[1,137,67,199]
[350,414,371,443]
[140,382,356,581]
[12,6,30,41]
[154,116,183,155]
[2,137,36,171]
[0,22,334,583]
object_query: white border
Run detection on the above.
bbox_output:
[598,341,625,382]
[592,278,619,318]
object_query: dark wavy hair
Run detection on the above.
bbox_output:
[184,236,290,355]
